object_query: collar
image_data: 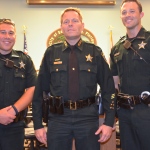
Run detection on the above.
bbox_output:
[62,39,83,51]
[126,27,146,40]
[135,27,146,40]
[11,50,20,58]
[120,27,147,43]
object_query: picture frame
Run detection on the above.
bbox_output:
[26,0,116,5]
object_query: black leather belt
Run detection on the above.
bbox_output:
[64,97,95,110]
[117,93,142,109]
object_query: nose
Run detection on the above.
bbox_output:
[126,11,132,17]
[4,33,10,38]
[68,21,73,26]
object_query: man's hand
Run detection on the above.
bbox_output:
[95,124,113,143]
[35,128,47,145]
[0,106,16,125]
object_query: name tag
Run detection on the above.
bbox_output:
[54,61,62,65]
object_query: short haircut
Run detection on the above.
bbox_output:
[121,0,142,12]
[0,18,15,26]
[60,7,83,24]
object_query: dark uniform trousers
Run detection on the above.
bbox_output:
[47,104,100,150]
[0,122,24,150]
[118,103,150,150]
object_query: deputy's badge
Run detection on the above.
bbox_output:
[19,61,25,69]
[85,54,93,62]
[138,41,147,49]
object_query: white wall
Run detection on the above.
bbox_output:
[1,0,150,69]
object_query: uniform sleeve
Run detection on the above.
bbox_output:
[32,49,51,130]
[25,55,37,87]
[110,46,119,76]
[96,47,116,127]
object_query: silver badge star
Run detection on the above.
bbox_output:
[19,61,25,69]
[138,41,147,49]
[85,54,93,62]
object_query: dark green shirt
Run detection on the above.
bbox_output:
[33,40,116,129]
[110,27,150,95]
[0,50,37,109]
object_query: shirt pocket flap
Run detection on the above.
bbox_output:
[50,64,67,73]
[14,71,26,78]
[79,64,97,73]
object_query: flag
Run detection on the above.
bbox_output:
[108,26,114,64]
[110,29,113,50]
[23,32,28,54]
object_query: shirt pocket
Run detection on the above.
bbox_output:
[79,64,97,86]
[114,54,123,76]
[132,54,150,75]
[14,70,26,91]
[50,64,67,87]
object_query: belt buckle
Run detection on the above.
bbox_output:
[70,101,77,110]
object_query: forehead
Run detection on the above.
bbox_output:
[62,11,80,19]
[121,2,138,10]
[0,23,15,31]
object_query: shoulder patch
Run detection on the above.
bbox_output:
[119,36,126,43]
[101,52,108,64]
[53,41,63,45]
[146,30,150,34]
[84,40,95,46]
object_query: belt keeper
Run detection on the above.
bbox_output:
[12,105,19,115]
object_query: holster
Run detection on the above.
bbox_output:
[117,93,134,109]
[49,96,64,115]
[55,96,64,115]
[142,95,150,107]
[49,96,56,114]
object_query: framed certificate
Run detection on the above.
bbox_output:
[26,0,116,5]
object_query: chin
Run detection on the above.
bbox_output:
[66,35,80,40]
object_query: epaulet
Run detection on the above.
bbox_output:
[119,36,126,43]
[13,50,31,58]
[14,50,24,53]
[52,41,64,46]
[111,36,125,51]
[146,30,150,34]
[84,40,95,46]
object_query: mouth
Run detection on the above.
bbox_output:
[68,29,74,32]
[126,19,132,23]
[3,41,11,45]
[125,17,133,24]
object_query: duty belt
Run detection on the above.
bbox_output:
[64,97,95,110]
[42,95,96,122]
[117,92,150,109]
[13,111,25,123]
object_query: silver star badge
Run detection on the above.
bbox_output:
[19,61,25,69]
[85,54,93,62]
[138,41,147,49]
